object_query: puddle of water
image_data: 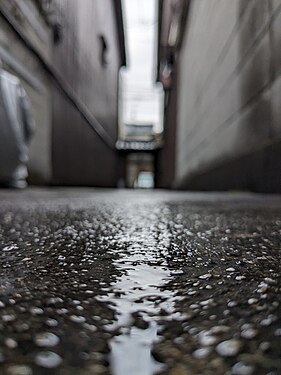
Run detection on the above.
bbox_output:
[97,244,185,375]
[94,204,187,375]
[110,323,163,375]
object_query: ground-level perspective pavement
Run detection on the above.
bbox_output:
[0,188,280,375]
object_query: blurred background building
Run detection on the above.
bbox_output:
[158,0,281,193]
[0,0,125,186]
[52,0,125,187]
[1,0,281,192]
[0,0,55,184]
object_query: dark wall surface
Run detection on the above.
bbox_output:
[175,0,281,192]
[155,68,178,189]
[52,0,123,186]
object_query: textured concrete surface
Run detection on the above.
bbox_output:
[0,188,280,375]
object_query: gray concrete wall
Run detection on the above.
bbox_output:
[0,0,53,183]
[175,0,281,192]
[52,0,122,187]
[155,68,178,189]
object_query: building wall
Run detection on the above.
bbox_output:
[0,0,53,183]
[155,68,178,189]
[52,0,122,187]
[175,0,281,192]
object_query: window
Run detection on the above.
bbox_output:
[99,35,108,67]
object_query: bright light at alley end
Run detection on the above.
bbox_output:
[118,0,164,148]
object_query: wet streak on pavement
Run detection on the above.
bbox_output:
[96,203,186,375]
[0,189,280,375]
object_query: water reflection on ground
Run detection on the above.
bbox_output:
[96,203,186,375]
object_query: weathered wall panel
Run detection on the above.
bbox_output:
[52,0,122,186]
[175,0,281,192]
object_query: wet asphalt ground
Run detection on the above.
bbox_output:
[0,188,280,375]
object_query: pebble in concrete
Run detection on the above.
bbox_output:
[34,332,60,347]
[216,339,241,357]
[35,351,62,368]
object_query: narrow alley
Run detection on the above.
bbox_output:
[0,189,280,375]
[0,0,281,374]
